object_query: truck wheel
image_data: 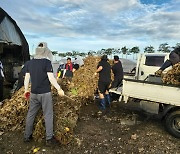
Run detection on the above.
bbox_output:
[164,110,180,138]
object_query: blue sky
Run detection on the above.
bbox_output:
[0,0,180,54]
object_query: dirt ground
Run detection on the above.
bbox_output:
[0,100,180,154]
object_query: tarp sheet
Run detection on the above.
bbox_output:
[0,17,22,45]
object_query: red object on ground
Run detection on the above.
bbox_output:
[25,92,30,100]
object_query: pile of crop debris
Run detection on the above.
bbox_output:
[0,86,81,144]
[0,56,102,145]
[162,62,180,85]
[72,56,100,98]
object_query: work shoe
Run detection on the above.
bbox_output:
[46,136,59,147]
[97,111,103,116]
[24,134,33,143]
[96,110,106,117]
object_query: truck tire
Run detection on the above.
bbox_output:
[164,110,180,138]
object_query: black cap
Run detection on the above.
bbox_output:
[114,55,119,61]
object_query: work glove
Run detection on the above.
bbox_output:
[24,92,30,100]
[93,72,97,78]
[58,89,64,96]
[155,70,163,76]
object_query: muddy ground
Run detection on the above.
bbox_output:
[0,100,180,154]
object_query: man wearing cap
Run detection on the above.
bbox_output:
[155,47,180,76]
[24,42,64,145]
[111,55,123,88]
[94,55,111,112]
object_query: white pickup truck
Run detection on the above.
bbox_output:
[110,53,180,138]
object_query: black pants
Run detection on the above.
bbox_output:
[0,79,3,101]
[98,81,111,94]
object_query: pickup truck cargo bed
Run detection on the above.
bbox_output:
[122,78,180,106]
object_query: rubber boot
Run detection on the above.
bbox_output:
[99,98,106,110]
[105,94,111,108]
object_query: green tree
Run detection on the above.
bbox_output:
[52,51,58,55]
[79,52,87,57]
[116,48,121,56]
[144,45,155,53]
[72,50,80,57]
[104,48,113,59]
[97,50,104,56]
[112,48,120,58]
[52,51,58,61]
[158,43,171,53]
[58,52,66,57]
[121,46,129,58]
[173,43,180,49]
[130,46,140,60]
[66,52,73,57]
[100,48,106,55]
[88,50,96,56]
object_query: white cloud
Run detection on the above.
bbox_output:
[0,0,179,52]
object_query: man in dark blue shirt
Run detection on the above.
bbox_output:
[94,55,111,111]
[24,42,64,145]
[111,56,123,88]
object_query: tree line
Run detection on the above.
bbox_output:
[52,42,180,60]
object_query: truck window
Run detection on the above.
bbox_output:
[145,56,165,66]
